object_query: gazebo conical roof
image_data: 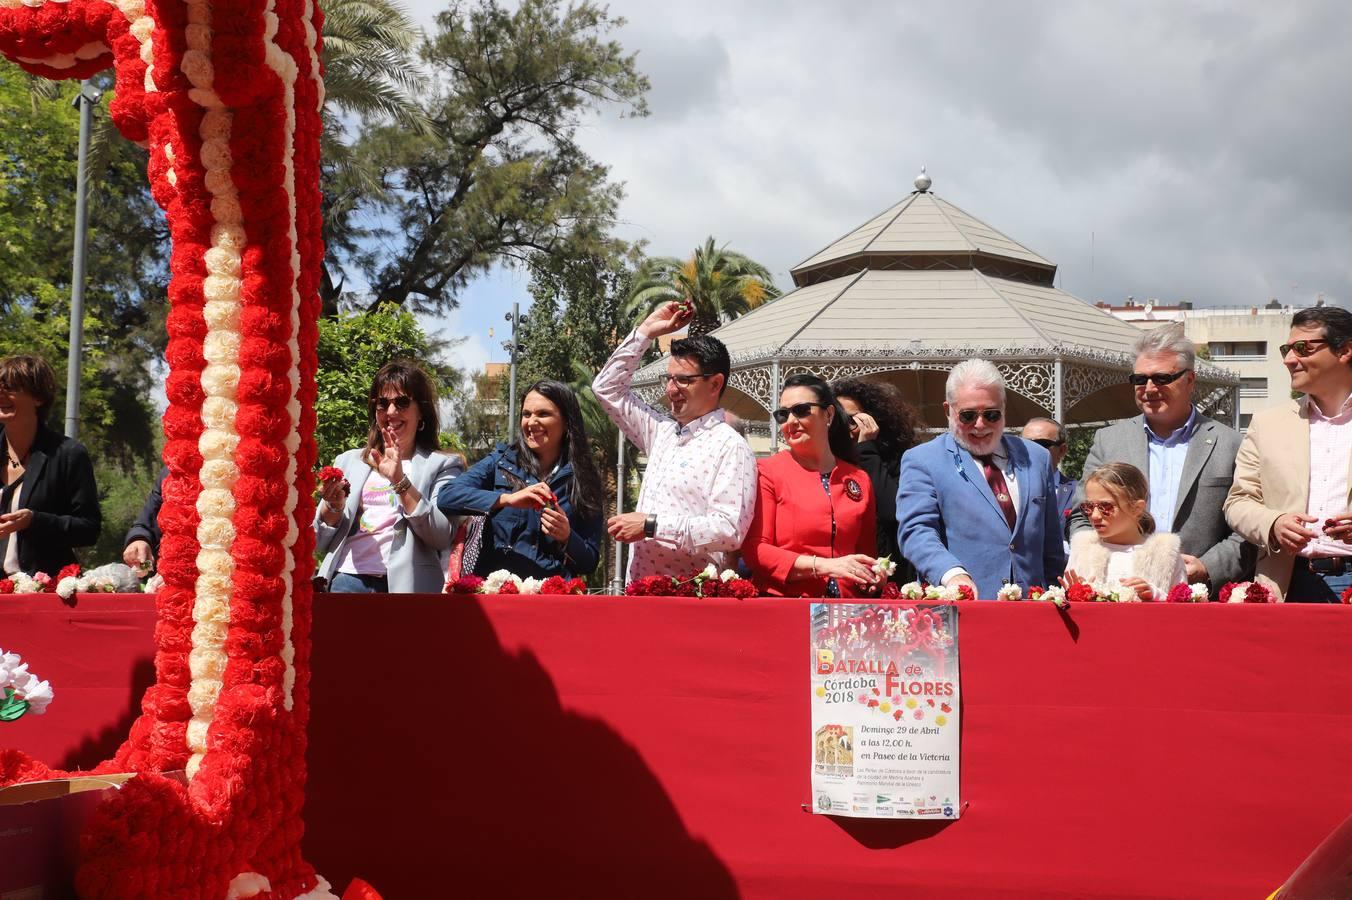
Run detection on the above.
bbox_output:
[633,170,1238,441]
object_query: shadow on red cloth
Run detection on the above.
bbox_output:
[828,816,953,850]
[58,658,155,771]
[304,595,737,898]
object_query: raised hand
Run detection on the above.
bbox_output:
[637,300,694,339]
[851,411,879,442]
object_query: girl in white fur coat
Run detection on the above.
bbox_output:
[1062,462,1187,602]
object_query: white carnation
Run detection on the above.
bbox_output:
[719,569,738,583]
[519,577,543,595]
[1189,584,1209,602]
[996,583,1022,602]
[701,564,718,580]
[898,581,924,600]
[56,577,81,600]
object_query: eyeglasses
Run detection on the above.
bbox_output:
[846,416,858,432]
[1279,339,1331,358]
[1029,438,1064,449]
[772,402,829,424]
[1128,369,1191,387]
[660,373,713,388]
[371,395,413,412]
[957,408,1002,425]
[1079,500,1118,516]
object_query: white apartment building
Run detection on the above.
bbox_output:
[1096,298,1337,430]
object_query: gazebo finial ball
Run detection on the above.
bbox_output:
[914,166,932,192]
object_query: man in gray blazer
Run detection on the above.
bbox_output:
[1069,324,1255,592]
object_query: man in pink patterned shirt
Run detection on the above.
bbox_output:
[594,301,758,580]
[1226,305,1352,601]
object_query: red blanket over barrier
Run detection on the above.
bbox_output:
[4,594,1351,897]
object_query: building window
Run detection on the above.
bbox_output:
[1239,377,1268,399]
[1240,413,1253,431]
[1208,341,1267,360]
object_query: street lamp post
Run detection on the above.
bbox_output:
[65,79,101,440]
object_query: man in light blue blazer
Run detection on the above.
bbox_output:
[898,360,1067,599]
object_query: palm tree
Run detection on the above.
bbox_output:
[627,237,780,337]
[319,0,431,313]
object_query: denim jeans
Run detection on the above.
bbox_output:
[1286,560,1352,603]
[329,572,389,593]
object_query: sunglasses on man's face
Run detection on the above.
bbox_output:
[772,401,829,424]
[1128,369,1190,387]
[1279,339,1330,358]
[1029,437,1064,449]
[957,408,1002,425]
[371,394,413,412]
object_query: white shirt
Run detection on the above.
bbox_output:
[593,329,758,579]
[1304,394,1352,558]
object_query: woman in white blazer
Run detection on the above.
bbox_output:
[315,361,463,593]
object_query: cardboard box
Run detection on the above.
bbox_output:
[0,773,138,899]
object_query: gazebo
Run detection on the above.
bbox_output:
[633,170,1239,446]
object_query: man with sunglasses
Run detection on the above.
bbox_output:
[1069,324,1253,595]
[1225,306,1352,601]
[1022,417,1077,523]
[593,300,758,581]
[898,359,1066,599]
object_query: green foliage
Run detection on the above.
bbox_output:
[315,303,457,466]
[627,237,780,337]
[334,0,649,313]
[1063,427,1096,482]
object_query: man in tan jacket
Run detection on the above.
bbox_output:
[1224,306,1352,602]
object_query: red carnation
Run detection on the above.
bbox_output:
[1066,583,1096,603]
[496,581,519,595]
[956,584,976,602]
[1341,586,1352,605]
[1028,586,1045,600]
[672,578,700,597]
[880,582,901,599]
[57,564,81,582]
[317,466,343,482]
[448,575,485,594]
[566,578,587,595]
[1217,583,1235,604]
[1165,583,1194,603]
[1244,582,1273,604]
[722,578,757,599]
[698,579,720,598]
[539,576,569,595]
[0,579,13,594]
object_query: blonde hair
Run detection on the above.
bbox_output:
[1085,462,1155,535]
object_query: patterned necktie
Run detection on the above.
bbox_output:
[976,454,1017,531]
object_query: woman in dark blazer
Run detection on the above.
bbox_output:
[0,355,101,577]
[439,380,604,580]
[832,378,922,585]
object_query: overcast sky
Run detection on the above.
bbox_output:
[404,0,1352,374]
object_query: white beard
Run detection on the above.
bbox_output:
[951,426,1004,457]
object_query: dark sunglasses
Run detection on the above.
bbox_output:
[1079,500,1118,516]
[1279,339,1330,358]
[660,373,712,388]
[957,408,1002,425]
[772,401,829,424]
[1029,437,1064,449]
[1128,369,1190,387]
[371,394,413,412]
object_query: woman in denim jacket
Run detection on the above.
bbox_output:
[439,380,604,579]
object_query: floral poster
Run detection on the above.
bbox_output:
[810,604,960,819]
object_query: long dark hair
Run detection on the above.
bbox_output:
[830,377,921,466]
[781,373,858,465]
[515,380,604,521]
[365,360,441,456]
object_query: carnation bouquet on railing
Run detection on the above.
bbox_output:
[626,564,759,599]
[1,563,145,597]
[447,571,589,596]
[0,648,52,721]
[881,581,977,602]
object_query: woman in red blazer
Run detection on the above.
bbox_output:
[741,374,884,597]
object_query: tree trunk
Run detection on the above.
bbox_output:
[688,311,720,338]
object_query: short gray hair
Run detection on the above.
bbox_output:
[1024,416,1066,443]
[945,359,1006,405]
[1132,323,1195,370]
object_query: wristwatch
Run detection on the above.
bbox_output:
[643,514,657,539]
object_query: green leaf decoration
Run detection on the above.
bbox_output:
[0,686,30,722]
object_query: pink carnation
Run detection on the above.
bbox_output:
[1165,583,1194,603]
[32,573,53,592]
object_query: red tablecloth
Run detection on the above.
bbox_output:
[4,594,1351,898]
